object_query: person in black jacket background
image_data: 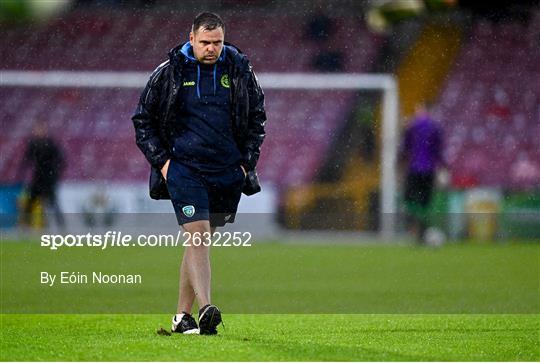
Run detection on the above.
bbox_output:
[132,12,266,335]
[19,121,65,229]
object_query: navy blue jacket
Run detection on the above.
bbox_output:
[172,42,242,171]
[132,42,266,199]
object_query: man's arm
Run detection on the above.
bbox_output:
[434,125,447,168]
[132,63,171,176]
[52,140,65,174]
[16,140,33,182]
[241,65,267,171]
[399,126,411,164]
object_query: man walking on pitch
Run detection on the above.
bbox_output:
[132,12,266,335]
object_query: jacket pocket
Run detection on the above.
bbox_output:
[149,166,170,200]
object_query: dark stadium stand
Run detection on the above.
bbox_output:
[0,87,360,187]
[1,10,379,72]
[3,9,537,190]
[0,87,144,182]
[436,17,540,189]
[0,10,381,188]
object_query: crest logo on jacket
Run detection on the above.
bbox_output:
[220,74,230,88]
[182,205,195,218]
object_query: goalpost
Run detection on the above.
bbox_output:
[0,70,400,237]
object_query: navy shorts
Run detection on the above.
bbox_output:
[166,160,245,227]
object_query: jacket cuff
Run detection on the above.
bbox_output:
[154,154,170,171]
[241,154,256,171]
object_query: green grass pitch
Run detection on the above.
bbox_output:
[2,314,538,361]
[1,239,539,361]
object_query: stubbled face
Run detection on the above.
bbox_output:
[190,26,224,65]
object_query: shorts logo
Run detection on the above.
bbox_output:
[183,81,195,87]
[182,205,195,218]
[220,74,230,88]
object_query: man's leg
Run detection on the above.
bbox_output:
[46,189,65,229]
[417,173,434,243]
[177,220,216,313]
[22,186,39,226]
[176,250,196,314]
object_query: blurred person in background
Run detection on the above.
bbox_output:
[400,103,445,243]
[132,12,266,335]
[18,121,65,229]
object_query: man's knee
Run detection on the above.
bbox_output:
[182,220,211,249]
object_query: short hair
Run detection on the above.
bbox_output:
[192,12,225,33]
